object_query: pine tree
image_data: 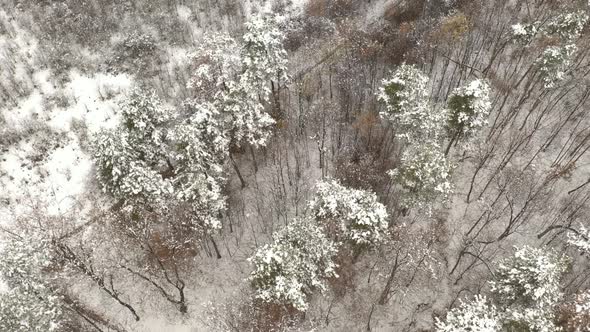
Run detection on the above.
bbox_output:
[446,79,492,144]
[437,246,569,332]
[92,88,173,204]
[490,245,568,332]
[435,295,500,332]
[378,64,445,143]
[0,238,65,332]
[389,141,453,210]
[168,100,229,231]
[189,15,288,148]
[248,218,338,311]
[511,10,589,89]
[309,179,389,248]
[92,89,226,233]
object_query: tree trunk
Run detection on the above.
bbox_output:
[230,152,246,189]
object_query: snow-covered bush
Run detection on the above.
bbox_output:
[537,44,578,89]
[435,295,501,332]
[378,64,444,142]
[308,179,389,248]
[119,31,157,58]
[511,22,539,44]
[248,218,338,311]
[389,142,453,209]
[111,31,159,73]
[490,245,568,332]
[0,238,65,332]
[446,79,492,140]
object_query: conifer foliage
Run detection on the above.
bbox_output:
[490,246,568,332]
[0,238,64,332]
[378,64,443,143]
[446,79,492,141]
[435,295,500,332]
[189,15,288,147]
[92,88,225,232]
[437,246,568,332]
[308,179,389,248]
[92,15,289,232]
[248,218,338,311]
[511,10,589,88]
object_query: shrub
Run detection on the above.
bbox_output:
[383,0,426,25]
[438,12,470,41]
[305,0,361,21]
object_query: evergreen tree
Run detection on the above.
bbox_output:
[309,179,389,248]
[248,218,338,311]
[0,238,65,332]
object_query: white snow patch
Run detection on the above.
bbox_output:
[1,91,43,130]
[0,134,92,219]
[48,71,132,133]
[33,69,55,95]
[177,5,193,21]
[41,136,93,215]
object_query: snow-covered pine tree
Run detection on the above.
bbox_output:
[511,10,589,89]
[92,88,173,204]
[446,78,492,147]
[435,295,500,332]
[389,141,453,210]
[168,100,229,231]
[0,238,65,332]
[537,44,578,89]
[189,15,288,148]
[92,89,226,233]
[511,22,539,45]
[377,64,454,211]
[437,245,569,332]
[248,218,338,311]
[544,10,589,42]
[378,64,445,143]
[490,245,568,332]
[308,179,389,249]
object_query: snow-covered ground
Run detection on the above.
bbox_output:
[0,69,132,222]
